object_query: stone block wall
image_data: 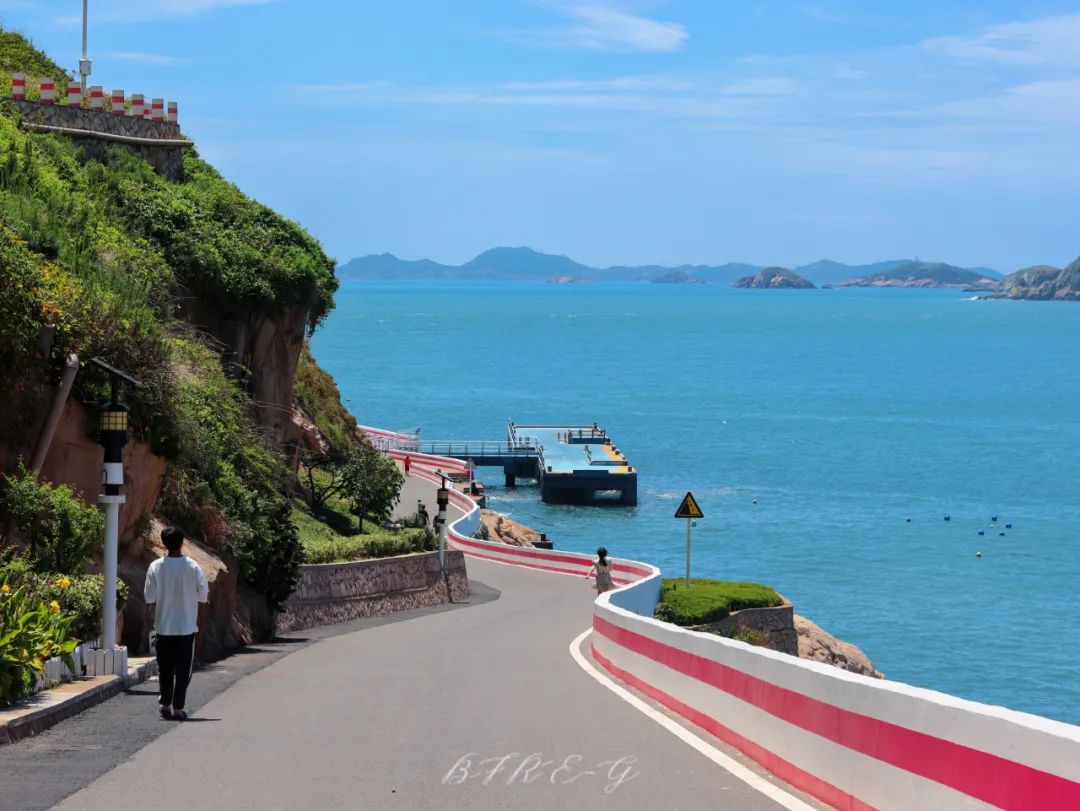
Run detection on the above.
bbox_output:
[276,551,470,633]
[10,99,188,180]
[693,599,798,656]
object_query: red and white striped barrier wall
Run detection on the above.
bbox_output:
[593,579,1080,811]
[111,89,125,114]
[370,426,1080,808]
[11,72,25,100]
[40,78,54,104]
[89,85,103,110]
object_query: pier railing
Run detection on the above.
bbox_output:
[419,441,537,459]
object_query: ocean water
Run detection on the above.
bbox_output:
[312,282,1080,725]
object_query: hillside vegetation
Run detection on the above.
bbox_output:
[0,28,343,610]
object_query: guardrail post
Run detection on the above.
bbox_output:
[111,89,125,114]
[129,93,143,117]
[167,100,178,124]
[151,98,164,121]
[89,85,103,110]
[11,72,25,100]
[67,82,82,107]
[40,78,55,104]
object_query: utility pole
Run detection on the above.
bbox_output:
[79,0,92,94]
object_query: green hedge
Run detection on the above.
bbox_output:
[654,578,783,626]
[294,503,435,564]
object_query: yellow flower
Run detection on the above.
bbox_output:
[49,600,61,614]
[1,584,9,595]
[58,577,71,590]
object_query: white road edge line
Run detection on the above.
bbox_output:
[568,628,818,811]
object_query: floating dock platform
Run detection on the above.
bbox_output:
[421,421,637,507]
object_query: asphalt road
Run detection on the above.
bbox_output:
[20,557,820,811]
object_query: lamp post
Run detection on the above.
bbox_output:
[435,475,454,602]
[79,0,92,94]
[436,476,449,569]
[90,358,140,675]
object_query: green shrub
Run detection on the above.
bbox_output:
[654,578,783,627]
[0,583,78,707]
[1,465,103,574]
[0,554,127,643]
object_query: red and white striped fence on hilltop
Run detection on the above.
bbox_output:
[372,427,1080,810]
[9,73,179,123]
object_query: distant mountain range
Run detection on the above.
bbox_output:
[337,247,1009,287]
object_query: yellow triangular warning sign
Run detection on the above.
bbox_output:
[674,491,704,519]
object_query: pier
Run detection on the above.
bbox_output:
[420,421,637,506]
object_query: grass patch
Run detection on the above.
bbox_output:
[292,501,434,564]
[654,578,783,627]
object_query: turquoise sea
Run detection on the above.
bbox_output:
[312,282,1080,725]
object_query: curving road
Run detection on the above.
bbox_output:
[48,551,823,811]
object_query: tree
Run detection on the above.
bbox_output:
[301,447,351,512]
[344,444,404,533]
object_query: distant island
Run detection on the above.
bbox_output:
[994,260,1080,301]
[338,246,1080,299]
[734,267,815,289]
[652,269,705,285]
[838,261,999,290]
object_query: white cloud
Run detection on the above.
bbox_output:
[143,0,276,15]
[107,52,191,67]
[720,77,798,96]
[505,3,687,52]
[58,0,276,24]
[499,75,693,92]
[923,13,1080,67]
[294,81,393,95]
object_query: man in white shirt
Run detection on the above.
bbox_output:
[144,526,209,721]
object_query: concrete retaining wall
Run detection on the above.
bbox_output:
[692,600,798,656]
[10,99,187,179]
[277,550,469,633]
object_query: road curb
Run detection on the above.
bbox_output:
[0,657,158,746]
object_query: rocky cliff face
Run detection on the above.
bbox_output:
[182,300,311,449]
[998,260,1080,301]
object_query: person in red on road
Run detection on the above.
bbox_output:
[403,455,412,476]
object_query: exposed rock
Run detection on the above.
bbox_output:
[796,614,884,679]
[996,259,1080,301]
[480,509,541,547]
[734,267,815,289]
[180,301,311,450]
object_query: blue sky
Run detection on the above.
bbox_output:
[3,1,1079,270]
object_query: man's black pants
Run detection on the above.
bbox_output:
[156,633,196,710]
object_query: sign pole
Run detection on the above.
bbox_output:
[674,491,703,589]
[685,517,692,587]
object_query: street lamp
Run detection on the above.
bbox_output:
[79,0,92,94]
[89,357,140,676]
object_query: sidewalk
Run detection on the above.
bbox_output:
[0,657,157,746]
